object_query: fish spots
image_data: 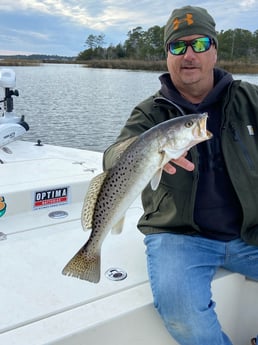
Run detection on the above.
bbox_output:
[62,113,211,283]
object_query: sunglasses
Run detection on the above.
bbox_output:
[168,37,214,56]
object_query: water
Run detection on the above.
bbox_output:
[4,64,161,152]
[1,64,258,152]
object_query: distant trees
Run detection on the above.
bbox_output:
[77,27,165,61]
[218,29,255,61]
[123,26,165,60]
[77,26,258,63]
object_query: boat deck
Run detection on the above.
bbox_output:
[0,141,257,345]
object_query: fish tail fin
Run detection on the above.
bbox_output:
[62,244,101,283]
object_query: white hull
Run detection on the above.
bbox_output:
[0,140,257,345]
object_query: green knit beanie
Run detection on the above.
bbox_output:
[164,6,218,50]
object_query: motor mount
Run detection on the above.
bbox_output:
[0,68,29,147]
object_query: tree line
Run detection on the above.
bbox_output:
[77,26,258,63]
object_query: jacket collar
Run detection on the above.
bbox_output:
[157,67,233,113]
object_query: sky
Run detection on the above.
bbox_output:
[0,0,257,57]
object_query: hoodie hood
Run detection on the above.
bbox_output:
[158,67,233,113]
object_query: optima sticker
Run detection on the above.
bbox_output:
[33,187,70,210]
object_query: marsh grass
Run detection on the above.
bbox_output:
[1,58,258,74]
[0,60,40,66]
[82,59,258,74]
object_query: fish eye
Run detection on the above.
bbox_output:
[185,120,194,128]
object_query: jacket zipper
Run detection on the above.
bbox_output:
[188,147,200,228]
[229,122,255,170]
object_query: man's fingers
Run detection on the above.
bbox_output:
[163,154,195,175]
[163,162,177,174]
[172,155,195,171]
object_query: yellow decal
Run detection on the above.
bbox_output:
[0,196,7,217]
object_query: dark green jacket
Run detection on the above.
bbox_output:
[103,70,258,246]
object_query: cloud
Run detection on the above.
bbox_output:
[240,0,257,7]
[0,0,257,56]
[10,28,48,41]
[0,1,185,30]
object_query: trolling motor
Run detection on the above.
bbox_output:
[0,68,29,147]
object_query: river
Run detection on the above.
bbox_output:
[1,64,258,152]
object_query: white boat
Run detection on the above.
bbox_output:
[0,68,257,345]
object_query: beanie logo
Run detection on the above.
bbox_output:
[173,14,193,30]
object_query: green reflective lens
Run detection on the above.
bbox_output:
[171,41,188,55]
[169,37,212,55]
[192,38,211,52]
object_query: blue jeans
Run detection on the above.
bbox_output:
[144,233,258,345]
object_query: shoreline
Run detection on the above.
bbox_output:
[1,59,258,74]
[81,60,258,74]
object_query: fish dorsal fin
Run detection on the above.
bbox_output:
[110,137,138,167]
[111,216,125,235]
[81,171,108,231]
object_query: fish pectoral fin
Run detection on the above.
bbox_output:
[111,216,125,234]
[62,244,101,283]
[150,168,163,190]
[150,147,186,191]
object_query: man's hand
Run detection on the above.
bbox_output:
[163,152,195,175]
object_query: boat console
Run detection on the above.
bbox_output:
[0,68,29,147]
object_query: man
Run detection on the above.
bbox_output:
[103,5,258,345]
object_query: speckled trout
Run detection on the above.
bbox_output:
[62,113,212,283]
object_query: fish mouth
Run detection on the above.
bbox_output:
[195,113,213,140]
